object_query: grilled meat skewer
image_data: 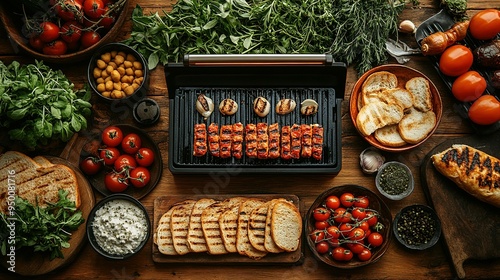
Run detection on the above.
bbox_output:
[220,125,232,159]
[257,123,269,159]
[312,124,324,160]
[232,122,244,159]
[281,125,292,160]
[208,123,220,157]
[268,123,280,159]
[193,123,207,157]
[245,124,258,158]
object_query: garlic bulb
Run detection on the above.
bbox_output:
[359,147,385,174]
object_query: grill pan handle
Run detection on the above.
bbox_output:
[183,54,334,66]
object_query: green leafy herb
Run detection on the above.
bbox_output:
[440,0,468,22]
[123,0,412,74]
[0,60,91,150]
[0,190,85,260]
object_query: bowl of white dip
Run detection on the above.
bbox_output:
[87,194,150,259]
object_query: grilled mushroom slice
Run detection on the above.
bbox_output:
[300,99,318,116]
[196,93,214,119]
[219,98,238,115]
[276,99,296,115]
[253,97,271,117]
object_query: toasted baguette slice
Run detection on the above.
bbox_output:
[362,71,398,96]
[201,197,246,255]
[271,201,302,252]
[374,124,407,147]
[431,144,500,208]
[187,198,217,252]
[155,208,177,255]
[356,101,404,136]
[398,107,436,144]
[405,77,433,112]
[248,201,271,252]
[264,199,287,253]
[236,198,267,259]
[219,204,241,253]
[170,200,197,255]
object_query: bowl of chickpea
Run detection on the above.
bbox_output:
[87,42,149,104]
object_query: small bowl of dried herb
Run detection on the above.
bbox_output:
[392,204,441,250]
[375,161,414,200]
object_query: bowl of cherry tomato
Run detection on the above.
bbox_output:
[305,185,392,268]
[0,0,129,64]
[79,124,162,199]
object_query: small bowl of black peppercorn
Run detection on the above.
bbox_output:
[375,161,414,200]
[393,204,441,250]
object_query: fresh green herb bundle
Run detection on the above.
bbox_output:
[124,0,410,74]
[0,60,91,150]
[0,190,85,260]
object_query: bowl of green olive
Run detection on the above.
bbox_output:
[392,204,441,250]
[375,161,414,200]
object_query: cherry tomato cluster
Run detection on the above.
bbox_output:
[79,125,155,192]
[309,192,385,262]
[438,9,500,125]
[28,0,125,55]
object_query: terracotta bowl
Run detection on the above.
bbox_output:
[305,185,392,268]
[349,64,442,152]
[0,1,129,64]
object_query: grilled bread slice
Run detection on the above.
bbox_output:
[363,88,414,111]
[170,199,197,255]
[405,77,433,112]
[398,107,436,144]
[431,144,500,208]
[356,101,404,136]
[236,198,267,259]
[219,204,241,253]
[187,198,217,252]
[248,201,271,252]
[155,207,178,255]
[374,124,407,147]
[271,200,302,252]
[0,151,80,213]
[264,199,286,253]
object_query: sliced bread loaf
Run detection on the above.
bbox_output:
[271,200,302,252]
[236,198,267,259]
[155,208,178,255]
[356,101,404,136]
[374,124,407,147]
[398,107,436,144]
[405,77,433,112]
[187,198,217,252]
[170,199,197,255]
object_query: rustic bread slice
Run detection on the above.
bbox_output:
[32,156,54,167]
[187,198,217,253]
[356,101,404,136]
[236,198,268,259]
[360,71,398,109]
[248,201,272,252]
[219,203,241,253]
[374,124,407,147]
[155,207,178,255]
[271,200,302,252]
[201,197,246,255]
[170,199,197,255]
[398,107,436,144]
[405,77,433,112]
[264,199,287,253]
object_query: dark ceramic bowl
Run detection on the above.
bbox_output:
[375,161,414,200]
[393,204,441,250]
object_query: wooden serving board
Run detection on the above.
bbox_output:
[421,131,500,279]
[1,156,95,276]
[152,194,304,265]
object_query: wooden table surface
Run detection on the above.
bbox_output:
[1,0,500,279]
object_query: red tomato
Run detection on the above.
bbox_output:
[83,0,105,18]
[104,172,128,192]
[439,45,473,77]
[346,242,365,254]
[348,228,365,241]
[129,167,151,188]
[55,0,83,21]
[79,156,102,175]
[135,147,155,167]
[451,71,487,102]
[99,147,120,166]
[333,207,351,224]
[354,196,369,208]
[358,221,370,232]
[326,225,340,240]
[60,21,82,44]
[315,241,330,254]
[351,207,367,221]
[39,22,60,43]
[340,192,355,207]
[315,220,329,230]
[122,133,142,154]
[29,36,44,51]
[469,9,500,40]
[365,211,378,227]
[339,223,353,234]
[367,232,384,247]
[98,7,115,29]
[342,249,354,261]
[310,229,325,243]
[80,31,101,49]
[332,247,346,261]
[325,195,340,209]
[358,248,372,261]
[42,40,68,55]
[102,126,123,147]
[113,154,137,173]
[468,95,500,125]
[313,207,330,221]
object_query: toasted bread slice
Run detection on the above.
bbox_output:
[170,199,197,255]
[405,77,433,112]
[201,197,246,255]
[374,124,407,147]
[271,200,302,252]
[32,156,54,167]
[264,199,287,253]
[360,71,398,108]
[356,101,404,136]
[219,203,241,253]
[187,198,217,253]
[236,198,267,259]
[155,208,177,255]
[365,87,414,110]
[248,201,271,252]
[398,107,436,144]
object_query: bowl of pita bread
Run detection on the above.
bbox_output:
[349,64,442,152]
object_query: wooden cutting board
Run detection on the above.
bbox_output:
[421,131,500,279]
[152,194,304,265]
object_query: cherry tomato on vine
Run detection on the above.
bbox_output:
[79,156,102,175]
[104,172,129,192]
[39,22,60,43]
[469,9,500,40]
[325,195,340,209]
[315,220,329,230]
[439,45,473,77]
[346,242,365,254]
[113,154,137,173]
[342,249,354,261]
[55,0,83,21]
[98,6,115,29]
[135,147,155,167]
[333,207,351,224]
[332,247,346,261]
[358,221,370,232]
[368,232,384,247]
[122,133,142,154]
[43,40,68,55]
[354,196,369,208]
[351,207,367,221]
[60,21,82,44]
[340,192,355,207]
[99,147,120,166]
[315,241,330,254]
[310,229,325,243]
[102,126,123,147]
[326,225,340,240]
[365,211,378,227]
[451,71,487,102]
[29,36,44,51]
[339,223,353,234]
[129,167,151,188]
[81,31,101,49]
[468,95,500,125]
[313,207,330,221]
[358,248,372,261]
[83,0,105,19]
[348,228,365,241]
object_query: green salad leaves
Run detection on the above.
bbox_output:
[0,60,91,150]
